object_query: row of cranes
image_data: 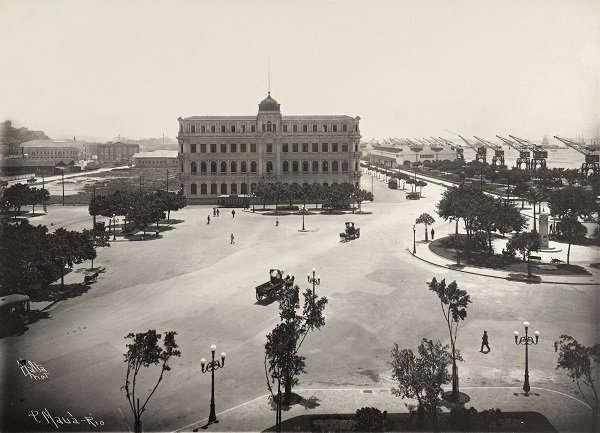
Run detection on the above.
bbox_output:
[369,135,599,176]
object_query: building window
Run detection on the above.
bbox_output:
[332,143,338,152]
[210,144,217,153]
[302,125,308,132]
[266,161,273,173]
[282,125,288,132]
[312,161,319,172]
[322,143,328,152]
[251,183,257,193]
[221,183,227,194]
[191,162,197,173]
[342,160,349,172]
[221,143,227,153]
[283,161,289,172]
[266,143,273,153]
[250,143,256,152]
[211,183,217,194]
[355,161,359,171]
[322,161,329,172]
[333,124,337,132]
[241,143,247,152]
[293,125,298,132]
[342,143,349,152]
[201,162,207,173]
[231,183,237,194]
[231,143,237,153]
[191,125,196,133]
[191,144,197,153]
[342,124,347,132]
[332,160,339,172]
[231,125,236,133]
[191,183,197,195]
[211,162,217,173]
[251,125,256,132]
[266,121,272,132]
[282,143,289,152]
[312,124,317,132]
[241,183,247,194]
[302,161,309,172]
[251,161,257,173]
[241,125,246,133]
[292,161,299,172]
[323,125,328,132]
[181,163,184,173]
[355,143,358,152]
[211,125,216,133]
[355,124,359,131]
[200,143,206,153]
[241,161,247,173]
[302,143,309,152]
[231,161,237,173]
[292,143,299,152]
[201,125,206,133]
[179,124,183,133]
[220,161,227,173]
[201,184,207,194]
[312,143,319,152]
[221,125,226,133]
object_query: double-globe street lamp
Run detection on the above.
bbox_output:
[413,224,416,254]
[200,344,226,428]
[299,206,308,232]
[307,268,321,299]
[514,321,540,395]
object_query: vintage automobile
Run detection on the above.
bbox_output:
[339,222,360,242]
[255,269,295,301]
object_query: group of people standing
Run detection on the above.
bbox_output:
[207,207,237,244]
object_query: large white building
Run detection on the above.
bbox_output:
[177,94,362,204]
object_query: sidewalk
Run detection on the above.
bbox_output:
[174,386,591,432]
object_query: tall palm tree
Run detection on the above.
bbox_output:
[527,187,547,232]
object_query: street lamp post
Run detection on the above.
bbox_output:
[413,224,416,254]
[200,344,226,429]
[112,214,116,241]
[514,321,540,395]
[307,268,321,299]
[299,206,307,232]
[61,169,65,206]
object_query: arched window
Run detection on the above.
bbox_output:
[322,161,329,172]
[251,161,257,173]
[332,161,339,172]
[302,161,309,172]
[231,183,237,194]
[342,160,349,172]
[191,183,197,194]
[210,183,217,194]
[312,161,319,172]
[266,161,273,173]
[283,161,289,172]
[241,183,247,194]
[241,161,247,173]
[211,162,217,173]
[191,161,197,173]
[231,161,237,173]
[292,161,299,172]
[221,183,227,194]
[201,184,207,194]
[220,161,227,173]
[201,162,207,173]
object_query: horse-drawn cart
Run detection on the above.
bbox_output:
[255,269,295,301]
[339,222,360,242]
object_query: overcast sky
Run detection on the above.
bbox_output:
[1,0,598,143]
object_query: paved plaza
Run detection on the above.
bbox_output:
[1,175,598,432]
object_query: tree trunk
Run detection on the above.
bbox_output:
[455,220,458,235]
[425,226,428,241]
[533,205,537,231]
[284,376,292,406]
[567,242,571,265]
[60,268,64,289]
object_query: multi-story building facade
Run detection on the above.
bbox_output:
[97,141,139,164]
[177,93,362,204]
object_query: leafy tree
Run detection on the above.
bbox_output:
[415,213,435,241]
[48,227,96,288]
[309,183,322,209]
[512,182,530,209]
[390,339,452,432]
[427,278,470,402]
[123,330,181,433]
[299,183,312,208]
[253,182,268,209]
[82,228,110,270]
[548,186,598,221]
[527,187,547,232]
[405,178,416,192]
[555,216,588,264]
[29,187,49,215]
[355,188,374,213]
[505,231,542,262]
[2,183,31,216]
[286,182,302,207]
[554,335,600,433]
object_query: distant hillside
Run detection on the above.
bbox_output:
[1,120,50,156]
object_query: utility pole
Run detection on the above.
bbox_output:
[92,184,96,229]
[61,170,65,206]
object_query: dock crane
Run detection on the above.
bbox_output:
[436,137,464,161]
[554,136,599,176]
[496,136,530,169]
[459,135,486,162]
[474,136,505,166]
[509,135,547,169]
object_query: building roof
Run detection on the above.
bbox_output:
[182,114,355,121]
[372,146,404,153]
[0,294,30,306]
[258,93,281,112]
[100,141,139,147]
[20,140,81,149]
[133,150,178,158]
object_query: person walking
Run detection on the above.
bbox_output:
[216,208,220,217]
[480,331,490,352]
[232,209,235,218]
[230,233,235,244]
[207,215,210,225]
[213,208,216,217]
[431,228,435,240]
[276,217,279,227]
